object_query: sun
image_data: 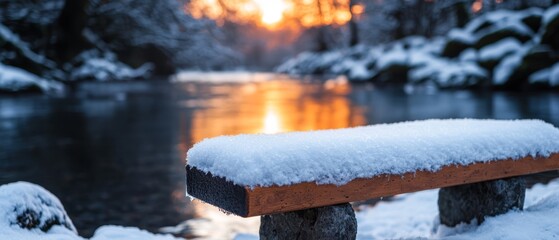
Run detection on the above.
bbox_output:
[253,0,287,26]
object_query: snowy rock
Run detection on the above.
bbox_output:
[441,30,474,58]
[528,67,551,84]
[70,51,153,81]
[438,177,526,227]
[0,182,79,239]
[493,43,531,85]
[478,38,522,63]
[259,203,356,240]
[409,56,487,87]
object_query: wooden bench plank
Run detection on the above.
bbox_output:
[186,153,559,217]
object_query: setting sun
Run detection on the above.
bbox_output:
[254,0,287,25]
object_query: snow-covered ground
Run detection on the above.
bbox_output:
[208,179,559,240]
[3,178,559,239]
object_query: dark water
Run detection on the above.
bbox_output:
[0,73,558,237]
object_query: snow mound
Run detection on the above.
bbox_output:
[0,63,64,93]
[71,51,152,81]
[479,38,522,62]
[0,182,79,239]
[187,119,559,187]
[0,182,184,240]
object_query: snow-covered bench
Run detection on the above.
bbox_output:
[186,119,559,239]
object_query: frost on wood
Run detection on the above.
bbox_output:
[187,119,559,188]
[438,177,526,227]
[259,203,357,240]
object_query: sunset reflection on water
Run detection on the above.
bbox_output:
[179,74,366,145]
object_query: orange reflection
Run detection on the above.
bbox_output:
[186,76,365,144]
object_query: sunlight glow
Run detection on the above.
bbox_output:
[253,0,287,25]
[263,108,281,134]
[472,0,483,13]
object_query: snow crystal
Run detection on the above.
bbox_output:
[187,119,559,187]
[478,38,522,62]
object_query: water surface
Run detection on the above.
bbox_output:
[0,73,558,237]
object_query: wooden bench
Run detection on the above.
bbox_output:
[185,119,559,239]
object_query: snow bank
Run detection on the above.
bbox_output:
[171,71,281,83]
[187,119,559,187]
[71,51,153,81]
[90,226,180,240]
[0,63,64,93]
[0,182,182,240]
[478,38,522,62]
[355,179,559,240]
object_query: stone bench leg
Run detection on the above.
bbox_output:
[438,176,526,227]
[259,203,357,240]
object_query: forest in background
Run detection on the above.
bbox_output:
[1,0,559,92]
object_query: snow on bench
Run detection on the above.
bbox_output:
[187,119,559,222]
[186,119,559,218]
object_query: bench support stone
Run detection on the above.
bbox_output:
[259,203,357,240]
[438,176,526,227]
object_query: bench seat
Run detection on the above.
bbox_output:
[186,119,559,217]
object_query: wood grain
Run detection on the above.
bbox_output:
[244,153,559,217]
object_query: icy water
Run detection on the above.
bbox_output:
[0,73,559,237]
